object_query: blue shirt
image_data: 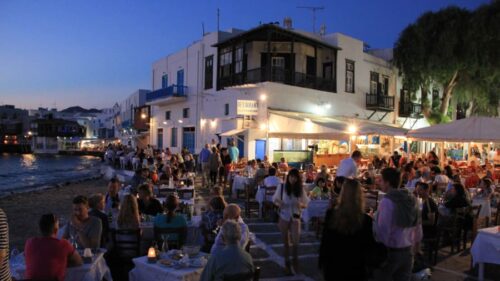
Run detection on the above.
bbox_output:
[199,148,212,163]
[154,214,187,241]
[228,146,239,163]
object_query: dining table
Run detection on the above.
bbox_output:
[302,199,330,231]
[128,254,206,281]
[471,226,500,281]
[10,249,113,281]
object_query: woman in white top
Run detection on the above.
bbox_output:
[272,168,310,275]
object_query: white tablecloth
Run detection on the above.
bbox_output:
[472,198,492,218]
[471,227,500,281]
[10,250,112,281]
[129,256,203,281]
[232,176,251,195]
[302,200,329,223]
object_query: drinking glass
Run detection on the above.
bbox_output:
[161,234,169,253]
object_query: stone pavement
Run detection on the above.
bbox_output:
[194,182,500,281]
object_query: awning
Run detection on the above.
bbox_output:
[219,128,248,137]
[269,109,408,137]
[268,112,349,140]
[268,132,348,139]
[407,117,500,142]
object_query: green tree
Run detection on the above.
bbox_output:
[394,2,499,121]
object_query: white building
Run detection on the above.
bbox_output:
[147,22,426,163]
[115,89,150,146]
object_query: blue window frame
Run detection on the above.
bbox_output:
[161,74,168,89]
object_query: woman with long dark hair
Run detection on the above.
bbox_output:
[154,195,187,246]
[319,178,376,281]
[272,168,310,275]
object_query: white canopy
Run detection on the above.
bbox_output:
[407,116,500,142]
[269,109,408,137]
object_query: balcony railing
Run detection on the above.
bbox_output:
[218,67,336,93]
[146,85,187,102]
[399,101,423,118]
[366,93,395,111]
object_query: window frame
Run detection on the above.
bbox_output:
[224,103,229,116]
[182,108,190,119]
[204,55,214,89]
[165,111,171,120]
[370,71,379,95]
[171,127,178,147]
[345,60,355,93]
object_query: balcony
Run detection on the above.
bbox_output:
[146,85,188,105]
[366,93,395,112]
[399,101,423,118]
[218,67,336,93]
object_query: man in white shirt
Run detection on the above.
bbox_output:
[494,148,500,167]
[263,167,282,187]
[336,150,362,179]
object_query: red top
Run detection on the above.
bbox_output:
[25,237,75,281]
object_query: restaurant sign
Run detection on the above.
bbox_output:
[237,100,258,116]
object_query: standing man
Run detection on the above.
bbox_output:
[200,144,212,188]
[228,140,239,164]
[0,208,10,281]
[336,150,362,179]
[373,168,422,281]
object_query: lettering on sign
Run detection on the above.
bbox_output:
[237,100,258,116]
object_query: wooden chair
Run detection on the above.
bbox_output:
[111,228,141,259]
[422,211,440,265]
[177,189,195,200]
[493,200,500,226]
[461,204,482,250]
[436,208,467,254]
[154,226,188,249]
[244,184,260,218]
[222,267,261,281]
[261,186,277,219]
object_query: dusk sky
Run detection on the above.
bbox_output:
[0,0,489,110]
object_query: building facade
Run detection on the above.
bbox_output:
[147,22,427,161]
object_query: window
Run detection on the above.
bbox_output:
[161,74,168,89]
[224,103,229,116]
[204,55,213,89]
[432,89,440,109]
[165,111,171,120]
[182,108,189,118]
[345,60,355,93]
[370,72,379,95]
[381,76,389,95]
[235,46,243,73]
[219,47,232,78]
[171,128,177,147]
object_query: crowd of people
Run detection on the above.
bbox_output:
[1,139,498,281]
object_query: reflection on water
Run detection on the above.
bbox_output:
[20,154,36,169]
[0,154,102,194]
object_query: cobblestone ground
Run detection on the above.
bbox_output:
[194,178,500,281]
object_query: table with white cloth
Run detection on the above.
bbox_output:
[10,249,112,281]
[302,200,329,231]
[471,226,500,281]
[472,197,492,219]
[129,256,203,281]
[231,175,252,196]
[255,186,275,218]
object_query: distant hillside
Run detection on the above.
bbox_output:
[60,106,101,114]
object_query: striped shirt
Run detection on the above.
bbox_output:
[0,208,11,281]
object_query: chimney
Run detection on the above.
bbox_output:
[319,24,326,36]
[283,17,292,29]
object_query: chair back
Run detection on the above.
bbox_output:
[111,228,141,259]
[222,266,260,281]
[264,186,277,198]
[177,189,195,200]
[154,226,187,249]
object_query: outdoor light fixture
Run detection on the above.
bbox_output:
[178,120,183,124]
[260,94,267,101]
[324,103,331,109]
[27,131,32,136]
[348,124,357,134]
[162,121,167,125]
[200,119,206,127]
[259,123,267,130]
[210,119,217,128]
[141,113,147,119]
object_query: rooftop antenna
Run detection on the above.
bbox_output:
[202,22,205,36]
[297,6,324,33]
[217,8,220,32]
